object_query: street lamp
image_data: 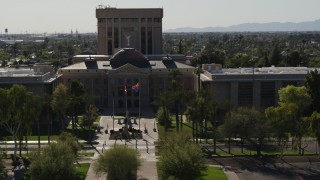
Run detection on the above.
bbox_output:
[249,58,257,107]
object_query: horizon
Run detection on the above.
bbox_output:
[1,0,320,34]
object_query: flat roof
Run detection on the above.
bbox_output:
[207,67,318,75]
[201,66,320,82]
[61,60,194,70]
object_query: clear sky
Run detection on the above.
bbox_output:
[1,0,320,34]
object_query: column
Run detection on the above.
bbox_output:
[230,82,238,107]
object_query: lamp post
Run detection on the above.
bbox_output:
[249,58,256,107]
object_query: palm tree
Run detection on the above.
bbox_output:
[185,97,201,143]
[169,69,182,132]
[68,81,86,134]
[204,100,217,143]
[42,94,52,144]
[194,66,203,93]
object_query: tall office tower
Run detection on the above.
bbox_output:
[96,7,163,55]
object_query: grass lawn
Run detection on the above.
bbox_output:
[157,119,193,138]
[75,163,91,180]
[201,166,227,180]
[0,135,59,141]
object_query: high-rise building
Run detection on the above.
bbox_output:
[96,7,163,55]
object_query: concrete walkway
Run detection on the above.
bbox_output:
[85,109,158,180]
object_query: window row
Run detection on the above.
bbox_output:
[99,18,161,24]
[118,100,140,108]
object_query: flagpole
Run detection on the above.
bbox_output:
[125,82,128,140]
[125,83,128,128]
[112,91,114,131]
[139,81,141,130]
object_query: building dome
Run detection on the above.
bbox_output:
[110,48,150,68]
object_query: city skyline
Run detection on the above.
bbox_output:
[1,0,320,34]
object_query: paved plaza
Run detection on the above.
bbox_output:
[85,109,158,180]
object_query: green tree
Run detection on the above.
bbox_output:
[57,132,80,156]
[278,85,311,154]
[184,91,215,144]
[153,92,172,132]
[269,43,282,66]
[307,111,320,148]
[68,81,87,133]
[156,106,171,126]
[0,155,6,179]
[169,69,182,132]
[305,69,320,112]
[82,104,99,142]
[29,143,76,180]
[158,133,206,180]
[287,51,301,66]
[93,145,141,180]
[265,103,296,151]
[0,85,41,162]
[185,97,201,143]
[22,94,42,155]
[221,107,269,155]
[51,84,70,130]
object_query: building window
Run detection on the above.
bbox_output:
[147,27,152,54]
[118,100,124,108]
[126,79,131,85]
[98,18,105,23]
[141,27,146,54]
[238,82,253,107]
[260,82,275,108]
[114,27,119,48]
[127,100,132,108]
[133,90,139,97]
[134,100,139,108]
[107,18,112,23]
[147,18,152,22]
[141,18,146,22]
[114,18,118,23]
[127,86,132,97]
[118,87,124,96]
[108,40,113,55]
[107,27,112,38]
[118,79,124,85]
[154,18,160,22]
[122,18,138,23]
[282,81,297,87]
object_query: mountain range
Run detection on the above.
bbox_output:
[165,19,320,32]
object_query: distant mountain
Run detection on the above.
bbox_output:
[165,19,320,32]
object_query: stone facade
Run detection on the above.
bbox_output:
[96,7,163,55]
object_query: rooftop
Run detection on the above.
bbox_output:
[208,66,313,75]
[202,66,320,82]
[0,67,59,84]
[61,59,193,70]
